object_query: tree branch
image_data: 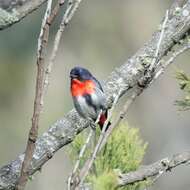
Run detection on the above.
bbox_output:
[118,151,190,186]
[116,41,190,188]
[15,1,53,190]
[79,151,190,189]
[77,30,190,188]
[0,0,50,30]
[1,1,190,189]
[107,37,190,148]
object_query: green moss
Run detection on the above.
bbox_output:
[0,8,19,28]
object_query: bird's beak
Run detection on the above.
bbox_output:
[70,74,77,79]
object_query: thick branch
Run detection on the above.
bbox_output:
[118,151,190,186]
[0,0,48,30]
[1,1,190,190]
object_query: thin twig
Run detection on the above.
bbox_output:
[100,91,140,151]
[68,111,102,190]
[149,10,169,71]
[39,0,66,98]
[78,90,122,187]
[47,0,66,25]
[43,0,83,96]
[154,43,190,80]
[16,1,53,190]
[67,130,93,190]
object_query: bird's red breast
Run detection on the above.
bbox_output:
[71,79,95,97]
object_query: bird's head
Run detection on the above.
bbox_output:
[70,67,92,81]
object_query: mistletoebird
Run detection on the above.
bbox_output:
[70,67,110,130]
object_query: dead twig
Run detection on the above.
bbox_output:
[67,130,93,190]
[154,41,190,81]
[16,1,53,190]
[68,112,102,190]
[100,91,139,151]
[43,0,83,96]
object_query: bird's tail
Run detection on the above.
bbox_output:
[98,110,111,131]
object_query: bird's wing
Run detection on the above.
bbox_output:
[91,78,107,110]
[92,76,104,92]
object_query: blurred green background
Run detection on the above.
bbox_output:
[0,0,190,189]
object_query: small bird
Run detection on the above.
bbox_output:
[70,66,109,130]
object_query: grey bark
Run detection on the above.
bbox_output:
[80,151,190,189]
[118,151,190,186]
[1,1,190,190]
[0,0,47,30]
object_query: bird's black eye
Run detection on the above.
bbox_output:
[79,77,85,81]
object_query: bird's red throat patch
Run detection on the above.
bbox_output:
[71,79,95,97]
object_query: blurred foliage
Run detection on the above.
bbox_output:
[68,123,147,190]
[175,70,190,110]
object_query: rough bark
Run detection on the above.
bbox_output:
[1,1,190,190]
[118,151,190,186]
[0,0,47,30]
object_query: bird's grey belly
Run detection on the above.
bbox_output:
[73,96,98,120]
